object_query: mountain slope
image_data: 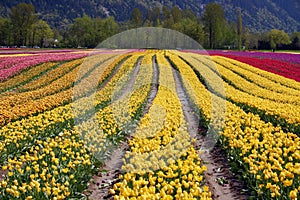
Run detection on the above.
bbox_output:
[0,0,299,32]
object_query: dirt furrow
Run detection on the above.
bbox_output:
[143,55,159,113]
[171,65,249,200]
[85,55,159,200]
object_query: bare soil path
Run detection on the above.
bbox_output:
[85,55,159,200]
[171,66,249,200]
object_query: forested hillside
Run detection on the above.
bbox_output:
[0,0,300,32]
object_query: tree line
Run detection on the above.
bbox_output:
[0,3,55,47]
[0,2,299,50]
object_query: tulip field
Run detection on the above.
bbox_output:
[0,49,299,200]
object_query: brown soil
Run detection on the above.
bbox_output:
[171,67,249,200]
[85,55,249,200]
[84,140,129,200]
[0,169,7,182]
[85,55,159,200]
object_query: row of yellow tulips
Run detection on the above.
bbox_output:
[16,58,91,93]
[83,53,146,145]
[82,53,154,160]
[0,52,147,199]
[0,62,58,93]
[112,52,212,199]
[178,52,300,126]
[0,53,135,162]
[220,56,300,91]
[211,56,300,105]
[0,53,116,108]
[0,58,84,108]
[0,54,122,127]
[169,51,299,199]
[212,56,300,97]
[0,129,93,199]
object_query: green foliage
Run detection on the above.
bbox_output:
[236,8,243,51]
[10,3,38,46]
[203,3,226,48]
[290,32,300,49]
[1,2,299,50]
[172,18,205,46]
[0,3,56,47]
[171,6,181,23]
[68,14,95,47]
[1,0,300,34]
[66,15,119,48]
[32,20,54,47]
[223,22,238,48]
[244,32,259,50]
[268,29,291,51]
[0,17,13,45]
[131,8,143,28]
[153,6,161,26]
